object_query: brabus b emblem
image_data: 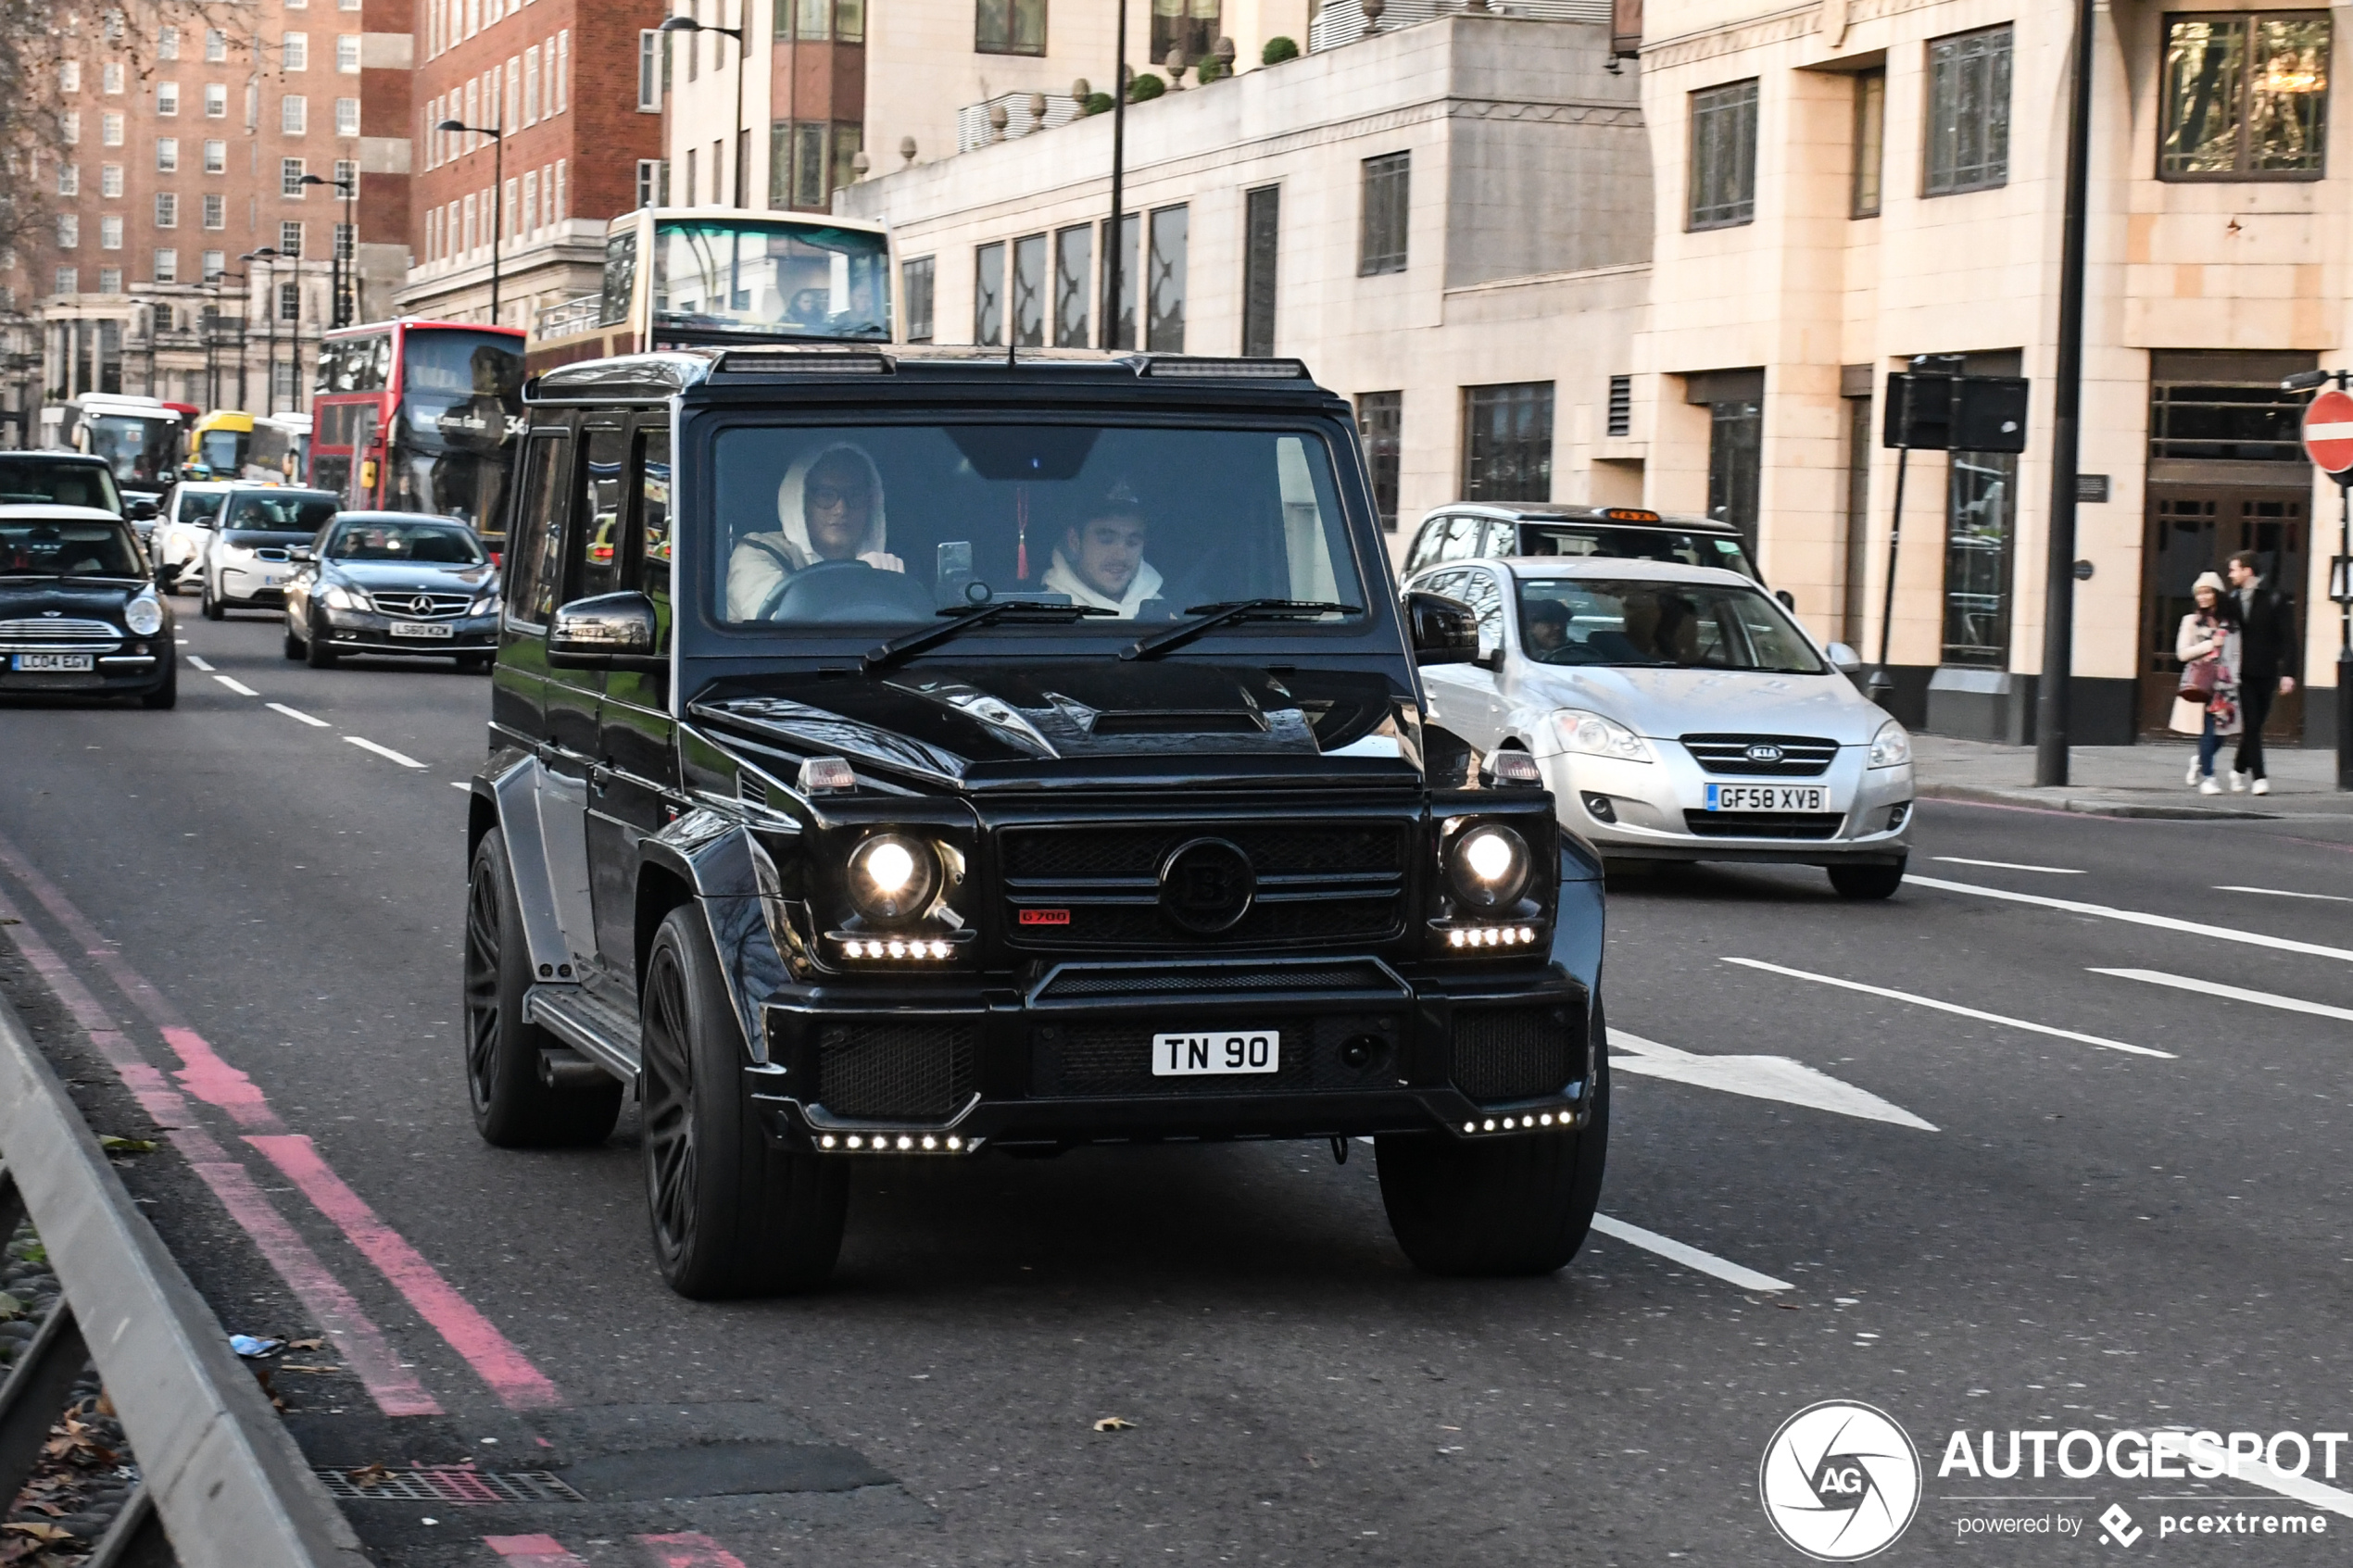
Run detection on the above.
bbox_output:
[1157,838,1255,935]
[1747,743,1785,764]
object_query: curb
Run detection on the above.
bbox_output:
[1917,783,2282,821]
[0,994,366,1568]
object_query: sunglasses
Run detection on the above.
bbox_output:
[808,484,869,509]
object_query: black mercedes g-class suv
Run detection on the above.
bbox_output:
[463,347,1608,1298]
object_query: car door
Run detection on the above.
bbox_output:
[539,420,628,975]
[494,426,572,743]
[1413,567,1478,732]
[587,417,675,989]
[1442,565,1513,749]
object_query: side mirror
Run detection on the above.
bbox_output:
[549,590,666,671]
[288,545,315,563]
[1404,590,1479,667]
[1826,641,1863,674]
[126,497,158,521]
[1775,588,1796,610]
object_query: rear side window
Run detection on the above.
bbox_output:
[1436,514,1483,562]
[1403,517,1449,576]
[635,427,671,601]
[506,433,571,624]
[579,427,628,602]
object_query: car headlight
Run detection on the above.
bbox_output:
[122,590,163,636]
[469,593,499,616]
[1868,719,1912,769]
[1552,709,1652,762]
[322,583,368,611]
[1445,822,1530,910]
[846,834,941,922]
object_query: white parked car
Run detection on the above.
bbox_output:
[151,482,233,592]
[1408,556,1916,898]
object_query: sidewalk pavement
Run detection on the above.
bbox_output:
[1911,733,2353,819]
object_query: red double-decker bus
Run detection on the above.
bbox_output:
[309,320,526,548]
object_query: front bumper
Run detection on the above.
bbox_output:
[0,649,169,694]
[216,562,292,607]
[321,608,498,654]
[1541,749,1914,864]
[743,954,1597,1156]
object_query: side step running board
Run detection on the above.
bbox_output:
[523,985,642,1084]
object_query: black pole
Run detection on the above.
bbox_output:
[1101,0,1126,352]
[490,130,504,325]
[733,16,747,207]
[2033,0,2096,787]
[2337,468,2352,790]
[1869,443,1910,708]
[263,261,278,415]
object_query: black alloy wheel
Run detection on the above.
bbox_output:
[305,611,338,668]
[1376,999,1610,1276]
[640,905,847,1299]
[461,829,622,1148]
[1828,857,1906,900]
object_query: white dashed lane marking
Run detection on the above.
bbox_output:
[1932,857,2083,875]
[212,675,258,697]
[1907,874,2353,966]
[1722,957,2175,1060]
[343,735,425,769]
[2215,884,2353,905]
[1589,1215,1793,1293]
[185,655,214,671]
[2092,968,2353,1026]
[266,702,330,728]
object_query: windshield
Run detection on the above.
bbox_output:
[197,430,245,473]
[653,220,890,341]
[1518,577,1825,674]
[710,423,1361,633]
[387,329,523,529]
[0,459,121,513]
[174,490,226,525]
[85,415,179,488]
[327,519,484,563]
[1517,523,1759,582]
[224,492,337,534]
[0,518,143,577]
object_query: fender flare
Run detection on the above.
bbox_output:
[472,751,571,981]
[640,810,795,1064]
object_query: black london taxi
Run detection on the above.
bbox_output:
[463,347,1608,1298]
[0,505,175,708]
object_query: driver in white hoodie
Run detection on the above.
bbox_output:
[1042,481,1164,618]
[726,443,904,620]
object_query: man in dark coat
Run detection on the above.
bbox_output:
[2226,549,2297,794]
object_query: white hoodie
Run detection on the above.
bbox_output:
[1041,546,1165,619]
[725,443,904,620]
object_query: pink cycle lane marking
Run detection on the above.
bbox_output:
[0,882,440,1417]
[484,1537,589,1567]
[635,1534,752,1568]
[0,827,563,1410]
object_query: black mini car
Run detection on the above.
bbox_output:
[463,348,1607,1298]
[0,505,175,708]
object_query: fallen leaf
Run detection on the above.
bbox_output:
[1092,1417,1135,1432]
[279,1363,342,1374]
[2,1524,74,1543]
[97,1136,156,1155]
[346,1462,390,1489]
[287,1337,325,1351]
[0,1294,21,1322]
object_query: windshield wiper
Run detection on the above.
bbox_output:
[1122,599,1361,662]
[862,599,1114,671]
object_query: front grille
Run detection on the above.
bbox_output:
[364,589,472,619]
[1033,1011,1403,1098]
[815,1020,978,1120]
[1680,734,1839,777]
[0,617,119,649]
[1035,960,1400,1001]
[1681,810,1847,840]
[1003,823,1406,882]
[1452,1006,1579,1102]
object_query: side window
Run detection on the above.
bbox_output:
[1417,568,1466,601]
[507,433,569,623]
[1479,521,1516,558]
[1456,568,1506,654]
[1403,517,1446,576]
[634,426,671,602]
[579,426,627,601]
[1437,514,1482,562]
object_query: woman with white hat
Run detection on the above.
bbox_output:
[2170,570,2241,795]
[725,443,903,621]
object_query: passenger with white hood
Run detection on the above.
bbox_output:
[726,443,903,620]
[1043,481,1164,618]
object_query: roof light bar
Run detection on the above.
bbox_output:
[717,349,893,374]
[1139,356,1311,380]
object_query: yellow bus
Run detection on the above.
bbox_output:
[186,409,254,479]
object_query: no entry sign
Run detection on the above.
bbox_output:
[2302,386,2353,474]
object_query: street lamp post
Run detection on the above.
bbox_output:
[240,249,280,415]
[436,119,507,323]
[300,173,359,327]
[658,13,748,207]
[1101,0,1127,352]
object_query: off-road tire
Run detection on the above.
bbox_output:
[461,829,623,1148]
[640,904,847,1299]
[1828,857,1906,900]
[1377,1001,1610,1276]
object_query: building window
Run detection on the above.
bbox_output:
[57,215,79,249]
[1842,384,1872,646]
[57,163,79,195]
[1687,79,1758,229]
[335,157,356,185]
[205,28,226,60]
[1851,67,1884,217]
[100,215,123,250]
[635,157,667,207]
[202,250,224,279]
[831,124,862,200]
[283,157,306,194]
[1151,0,1217,66]
[1358,151,1407,275]
[102,112,124,145]
[682,147,696,206]
[55,269,77,295]
[283,32,308,70]
[522,169,538,233]
[1241,183,1277,357]
[1146,205,1187,352]
[157,82,180,116]
[202,193,224,228]
[63,111,81,144]
[102,61,123,94]
[795,122,823,206]
[554,31,568,112]
[837,0,864,44]
[61,60,80,93]
[1051,225,1090,347]
[2149,374,2314,463]
[902,256,935,342]
[1606,373,1632,437]
[1941,449,2016,666]
[337,33,359,71]
[975,0,1044,56]
[205,83,226,117]
[523,44,540,122]
[204,139,225,172]
[1705,394,1763,546]
[155,193,177,227]
[279,280,300,320]
[1101,212,1139,349]
[273,364,296,407]
[1011,232,1047,347]
[334,220,353,259]
[281,220,303,256]
[101,162,123,196]
[1462,382,1554,504]
[98,268,121,294]
[154,247,177,282]
[1357,391,1402,533]
[333,96,359,134]
[158,26,179,58]
[2159,13,2330,179]
[794,0,830,41]
[638,31,661,108]
[281,94,307,134]
[1924,25,2011,195]
[974,243,1004,345]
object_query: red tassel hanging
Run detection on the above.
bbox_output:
[1015,485,1030,581]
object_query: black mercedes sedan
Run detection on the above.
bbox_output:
[0,505,175,708]
[283,512,499,670]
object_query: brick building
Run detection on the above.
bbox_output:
[393,0,668,328]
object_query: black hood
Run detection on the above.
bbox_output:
[686,660,1423,793]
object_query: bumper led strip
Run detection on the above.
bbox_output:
[818,1133,977,1153]
[1446,924,1540,948]
[837,937,955,960]
[1464,1111,1573,1135]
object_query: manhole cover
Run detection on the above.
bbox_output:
[316,1468,585,1505]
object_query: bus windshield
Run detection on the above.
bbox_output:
[84,415,179,488]
[651,220,890,341]
[196,428,246,474]
[387,328,523,530]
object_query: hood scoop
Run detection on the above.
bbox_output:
[1088,709,1267,736]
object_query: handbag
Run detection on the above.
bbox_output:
[2178,655,2220,706]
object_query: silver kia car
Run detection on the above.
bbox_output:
[1408,556,1914,897]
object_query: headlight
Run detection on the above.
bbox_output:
[322,583,368,611]
[122,591,163,636]
[1868,720,1912,769]
[1445,823,1530,910]
[846,833,940,922]
[1552,709,1652,762]
[469,593,499,616]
